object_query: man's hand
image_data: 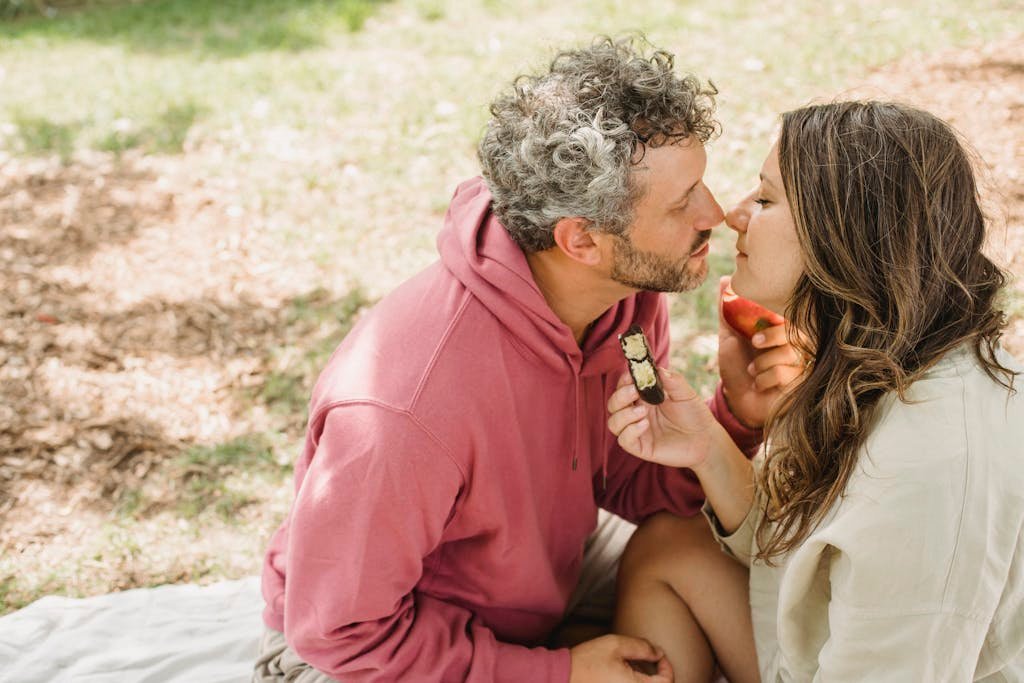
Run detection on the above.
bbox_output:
[717,276,806,428]
[569,634,673,683]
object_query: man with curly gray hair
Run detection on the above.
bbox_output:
[255,36,800,683]
[479,37,721,294]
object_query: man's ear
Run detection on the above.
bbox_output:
[552,217,603,266]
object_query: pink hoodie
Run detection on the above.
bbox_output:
[260,177,761,682]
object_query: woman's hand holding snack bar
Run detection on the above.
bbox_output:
[606,368,719,471]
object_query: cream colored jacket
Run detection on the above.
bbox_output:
[706,347,1024,681]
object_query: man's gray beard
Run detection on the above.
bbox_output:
[610,234,708,293]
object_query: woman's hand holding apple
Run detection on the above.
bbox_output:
[717,277,806,427]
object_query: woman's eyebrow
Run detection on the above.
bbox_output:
[758,174,778,191]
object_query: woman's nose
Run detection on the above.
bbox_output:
[725,198,751,234]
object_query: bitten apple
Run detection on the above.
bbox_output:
[721,284,785,339]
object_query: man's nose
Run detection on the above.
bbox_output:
[694,186,725,232]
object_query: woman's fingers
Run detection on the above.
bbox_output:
[749,344,803,375]
[754,363,805,391]
[610,367,700,411]
[608,374,640,414]
[750,322,788,349]
[607,402,647,437]
[607,372,652,451]
[747,324,810,393]
[615,417,650,455]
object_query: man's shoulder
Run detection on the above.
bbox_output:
[309,264,502,415]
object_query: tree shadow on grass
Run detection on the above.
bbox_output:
[0,0,394,58]
[1,153,373,535]
[0,158,167,265]
[1,282,372,524]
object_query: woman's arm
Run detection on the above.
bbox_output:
[689,423,756,534]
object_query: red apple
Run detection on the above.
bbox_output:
[721,284,785,339]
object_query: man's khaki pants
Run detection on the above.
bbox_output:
[253,511,637,682]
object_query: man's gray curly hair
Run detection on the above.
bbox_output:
[478,36,719,254]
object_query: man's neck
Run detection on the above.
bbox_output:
[525,249,633,346]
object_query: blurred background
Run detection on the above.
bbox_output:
[1,0,1021,612]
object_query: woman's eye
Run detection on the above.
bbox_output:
[754,198,770,207]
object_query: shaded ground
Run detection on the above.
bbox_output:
[858,36,1024,356]
[2,36,1022,613]
[1,152,370,609]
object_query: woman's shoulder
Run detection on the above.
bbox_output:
[853,344,1024,489]
[815,347,1024,618]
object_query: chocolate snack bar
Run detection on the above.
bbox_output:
[618,325,665,405]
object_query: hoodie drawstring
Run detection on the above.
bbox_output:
[571,369,580,472]
[570,366,608,491]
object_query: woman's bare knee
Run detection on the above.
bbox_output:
[619,512,714,582]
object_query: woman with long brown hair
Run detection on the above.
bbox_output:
[607,101,1024,682]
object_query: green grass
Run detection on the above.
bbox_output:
[669,249,736,391]
[95,100,202,153]
[175,434,289,520]
[0,572,53,614]
[112,433,293,522]
[259,287,372,418]
[0,0,394,157]
[0,0,392,55]
[0,575,18,611]
[9,100,200,158]
[9,111,79,160]
[4,1,1018,169]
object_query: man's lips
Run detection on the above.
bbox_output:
[689,241,710,258]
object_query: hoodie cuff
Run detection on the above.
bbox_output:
[497,645,571,683]
[710,381,763,459]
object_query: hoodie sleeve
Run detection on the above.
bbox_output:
[284,405,570,683]
[596,307,763,522]
[708,381,762,459]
